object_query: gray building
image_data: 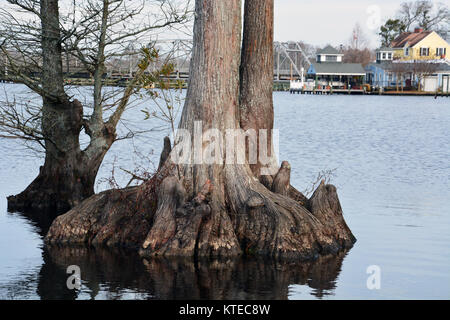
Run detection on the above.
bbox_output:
[307,45,366,89]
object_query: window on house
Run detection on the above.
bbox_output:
[325,55,337,62]
[420,47,429,56]
[436,48,446,57]
[388,53,392,60]
[382,53,386,59]
[405,48,409,56]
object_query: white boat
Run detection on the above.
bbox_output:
[289,67,305,93]
[289,79,304,93]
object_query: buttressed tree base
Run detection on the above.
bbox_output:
[45,0,355,260]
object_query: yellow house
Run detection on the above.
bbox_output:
[391,28,449,61]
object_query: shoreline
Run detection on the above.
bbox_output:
[1,79,448,96]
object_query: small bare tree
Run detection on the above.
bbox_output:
[389,62,409,91]
[348,23,369,50]
[0,0,192,215]
[411,61,439,91]
[343,23,374,66]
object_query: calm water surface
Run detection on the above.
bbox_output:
[0,84,449,299]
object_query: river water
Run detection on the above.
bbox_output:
[0,84,449,299]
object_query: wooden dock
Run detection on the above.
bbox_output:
[290,88,449,97]
[371,90,449,97]
[293,88,365,95]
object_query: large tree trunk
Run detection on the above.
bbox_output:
[142,0,355,258]
[7,0,114,216]
[140,0,244,257]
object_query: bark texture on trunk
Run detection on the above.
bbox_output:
[45,0,355,260]
[240,0,276,177]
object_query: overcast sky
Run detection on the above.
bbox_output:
[3,0,447,49]
[273,0,413,48]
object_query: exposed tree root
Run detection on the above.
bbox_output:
[45,163,173,247]
[45,158,356,260]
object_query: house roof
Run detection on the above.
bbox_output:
[435,62,450,72]
[367,61,450,72]
[390,31,432,48]
[366,61,394,71]
[316,45,341,55]
[377,47,394,52]
[308,63,366,75]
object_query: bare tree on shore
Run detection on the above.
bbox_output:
[389,62,409,91]
[411,61,439,91]
[398,1,449,35]
[342,23,374,67]
[0,0,191,215]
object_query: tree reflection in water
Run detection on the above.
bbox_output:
[37,245,348,300]
[0,211,349,299]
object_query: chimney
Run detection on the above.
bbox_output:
[414,27,424,33]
